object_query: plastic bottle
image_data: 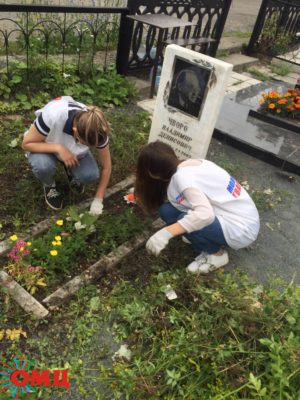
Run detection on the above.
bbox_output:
[149,64,162,91]
[155,64,162,89]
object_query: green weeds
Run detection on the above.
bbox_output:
[0,60,136,113]
[259,13,292,56]
[2,262,300,399]
[251,187,292,212]
[82,268,300,399]
[246,67,271,81]
[270,62,293,77]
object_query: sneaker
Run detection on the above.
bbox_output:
[186,252,207,273]
[186,250,229,274]
[44,186,63,210]
[64,167,84,195]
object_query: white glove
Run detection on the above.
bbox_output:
[89,198,103,216]
[146,228,173,256]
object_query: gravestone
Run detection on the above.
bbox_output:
[215,80,300,174]
[148,44,232,159]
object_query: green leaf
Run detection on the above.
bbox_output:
[8,138,19,148]
[67,206,80,222]
[285,313,296,325]
[10,75,22,84]
[89,296,101,312]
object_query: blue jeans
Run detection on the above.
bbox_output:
[159,202,227,254]
[27,151,99,187]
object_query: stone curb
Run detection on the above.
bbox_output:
[0,270,49,318]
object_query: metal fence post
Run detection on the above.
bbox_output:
[210,0,232,57]
[246,0,269,55]
[116,9,133,75]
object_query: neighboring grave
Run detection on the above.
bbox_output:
[148,44,232,159]
[215,80,300,174]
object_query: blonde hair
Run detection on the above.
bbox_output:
[74,106,110,147]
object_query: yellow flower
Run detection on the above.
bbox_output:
[52,241,58,246]
[56,241,62,246]
[56,220,64,226]
[6,328,27,341]
[50,250,58,256]
[10,234,18,241]
[19,247,24,252]
[37,278,47,287]
[55,235,61,241]
[26,242,32,246]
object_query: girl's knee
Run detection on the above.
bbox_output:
[159,202,183,224]
[29,154,56,175]
[159,202,171,221]
[76,169,99,184]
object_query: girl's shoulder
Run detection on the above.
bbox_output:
[178,159,203,168]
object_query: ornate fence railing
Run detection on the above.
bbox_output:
[117,0,232,74]
[246,0,300,58]
[0,4,128,78]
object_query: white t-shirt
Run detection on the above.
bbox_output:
[32,96,109,159]
[167,160,260,250]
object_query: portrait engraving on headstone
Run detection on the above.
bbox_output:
[167,57,211,118]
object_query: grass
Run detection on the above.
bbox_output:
[270,62,293,76]
[1,246,300,399]
[245,67,271,81]
[223,31,252,40]
[216,49,230,59]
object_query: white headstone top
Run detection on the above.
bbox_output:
[148,44,233,159]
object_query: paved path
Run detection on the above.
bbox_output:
[224,0,262,33]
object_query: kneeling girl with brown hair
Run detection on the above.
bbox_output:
[134,141,260,274]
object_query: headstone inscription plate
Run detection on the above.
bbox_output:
[148,45,233,159]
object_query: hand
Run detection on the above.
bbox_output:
[146,228,173,256]
[89,198,103,216]
[59,146,79,168]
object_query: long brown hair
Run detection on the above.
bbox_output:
[135,141,180,213]
[74,106,110,147]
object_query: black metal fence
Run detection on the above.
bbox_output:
[0,4,128,78]
[117,0,232,74]
[246,0,300,57]
[0,1,232,80]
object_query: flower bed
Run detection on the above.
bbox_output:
[248,88,300,134]
[1,190,153,299]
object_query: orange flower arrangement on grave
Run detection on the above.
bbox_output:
[258,88,300,119]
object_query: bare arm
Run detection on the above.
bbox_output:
[94,145,112,199]
[22,125,79,167]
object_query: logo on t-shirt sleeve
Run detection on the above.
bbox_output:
[175,193,185,204]
[226,176,241,198]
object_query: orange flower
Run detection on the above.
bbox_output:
[295,104,300,109]
[278,98,287,105]
[259,99,264,104]
[276,109,281,113]
[269,103,275,109]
